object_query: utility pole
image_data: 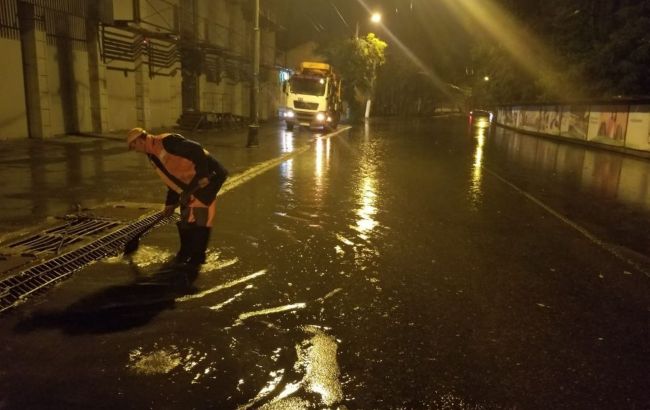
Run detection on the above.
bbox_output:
[247,0,260,147]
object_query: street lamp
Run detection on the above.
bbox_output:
[356,11,382,38]
[484,76,490,82]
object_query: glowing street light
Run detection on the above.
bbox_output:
[484,76,490,82]
[356,11,382,38]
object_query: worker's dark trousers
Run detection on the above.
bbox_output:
[176,222,211,265]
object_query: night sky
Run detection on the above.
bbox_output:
[277,0,473,75]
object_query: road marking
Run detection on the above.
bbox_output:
[218,126,351,196]
[236,302,307,323]
[176,269,267,302]
[483,165,650,277]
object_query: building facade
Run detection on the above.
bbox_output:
[0,0,282,139]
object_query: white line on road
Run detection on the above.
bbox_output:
[175,269,267,302]
[483,165,650,278]
[218,126,351,196]
[236,302,307,323]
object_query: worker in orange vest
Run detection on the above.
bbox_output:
[127,128,228,266]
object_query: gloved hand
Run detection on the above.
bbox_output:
[162,204,176,217]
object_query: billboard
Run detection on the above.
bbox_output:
[520,108,540,132]
[587,105,628,146]
[498,102,650,155]
[540,106,561,136]
[625,105,650,151]
[560,106,590,140]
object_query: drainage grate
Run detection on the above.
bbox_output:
[0,212,176,314]
[6,218,120,256]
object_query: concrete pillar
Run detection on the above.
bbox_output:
[18,2,52,139]
[86,22,109,133]
[135,50,151,127]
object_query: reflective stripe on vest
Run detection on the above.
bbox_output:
[146,134,197,193]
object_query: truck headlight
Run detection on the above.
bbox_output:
[316,112,326,122]
[285,110,295,118]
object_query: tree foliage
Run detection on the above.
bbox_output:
[469,0,650,104]
[372,55,458,116]
[318,33,387,119]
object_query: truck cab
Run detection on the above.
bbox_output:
[282,62,341,131]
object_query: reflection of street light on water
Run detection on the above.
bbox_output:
[469,118,489,208]
[314,137,331,200]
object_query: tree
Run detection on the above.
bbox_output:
[318,33,387,121]
[588,1,650,96]
[467,0,650,104]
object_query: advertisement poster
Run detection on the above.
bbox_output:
[587,105,628,146]
[560,106,589,140]
[540,106,561,135]
[520,108,540,132]
[624,105,650,151]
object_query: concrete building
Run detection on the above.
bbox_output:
[0,0,283,139]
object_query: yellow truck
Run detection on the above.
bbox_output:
[282,62,342,131]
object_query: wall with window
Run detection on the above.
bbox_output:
[0,0,282,138]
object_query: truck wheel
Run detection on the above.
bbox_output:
[286,123,294,131]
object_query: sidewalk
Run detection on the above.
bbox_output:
[0,121,317,240]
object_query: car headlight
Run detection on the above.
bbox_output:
[316,112,326,121]
[285,111,295,118]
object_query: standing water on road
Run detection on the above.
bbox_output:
[0,118,648,409]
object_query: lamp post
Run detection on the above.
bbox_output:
[247,0,260,147]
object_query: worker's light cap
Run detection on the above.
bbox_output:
[126,127,147,145]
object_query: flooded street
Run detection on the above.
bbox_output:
[0,118,649,409]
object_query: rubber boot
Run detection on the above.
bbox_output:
[188,226,211,266]
[173,222,192,264]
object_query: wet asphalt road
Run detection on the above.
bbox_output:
[0,117,649,409]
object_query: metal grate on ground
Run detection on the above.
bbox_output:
[6,218,121,256]
[0,212,176,314]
